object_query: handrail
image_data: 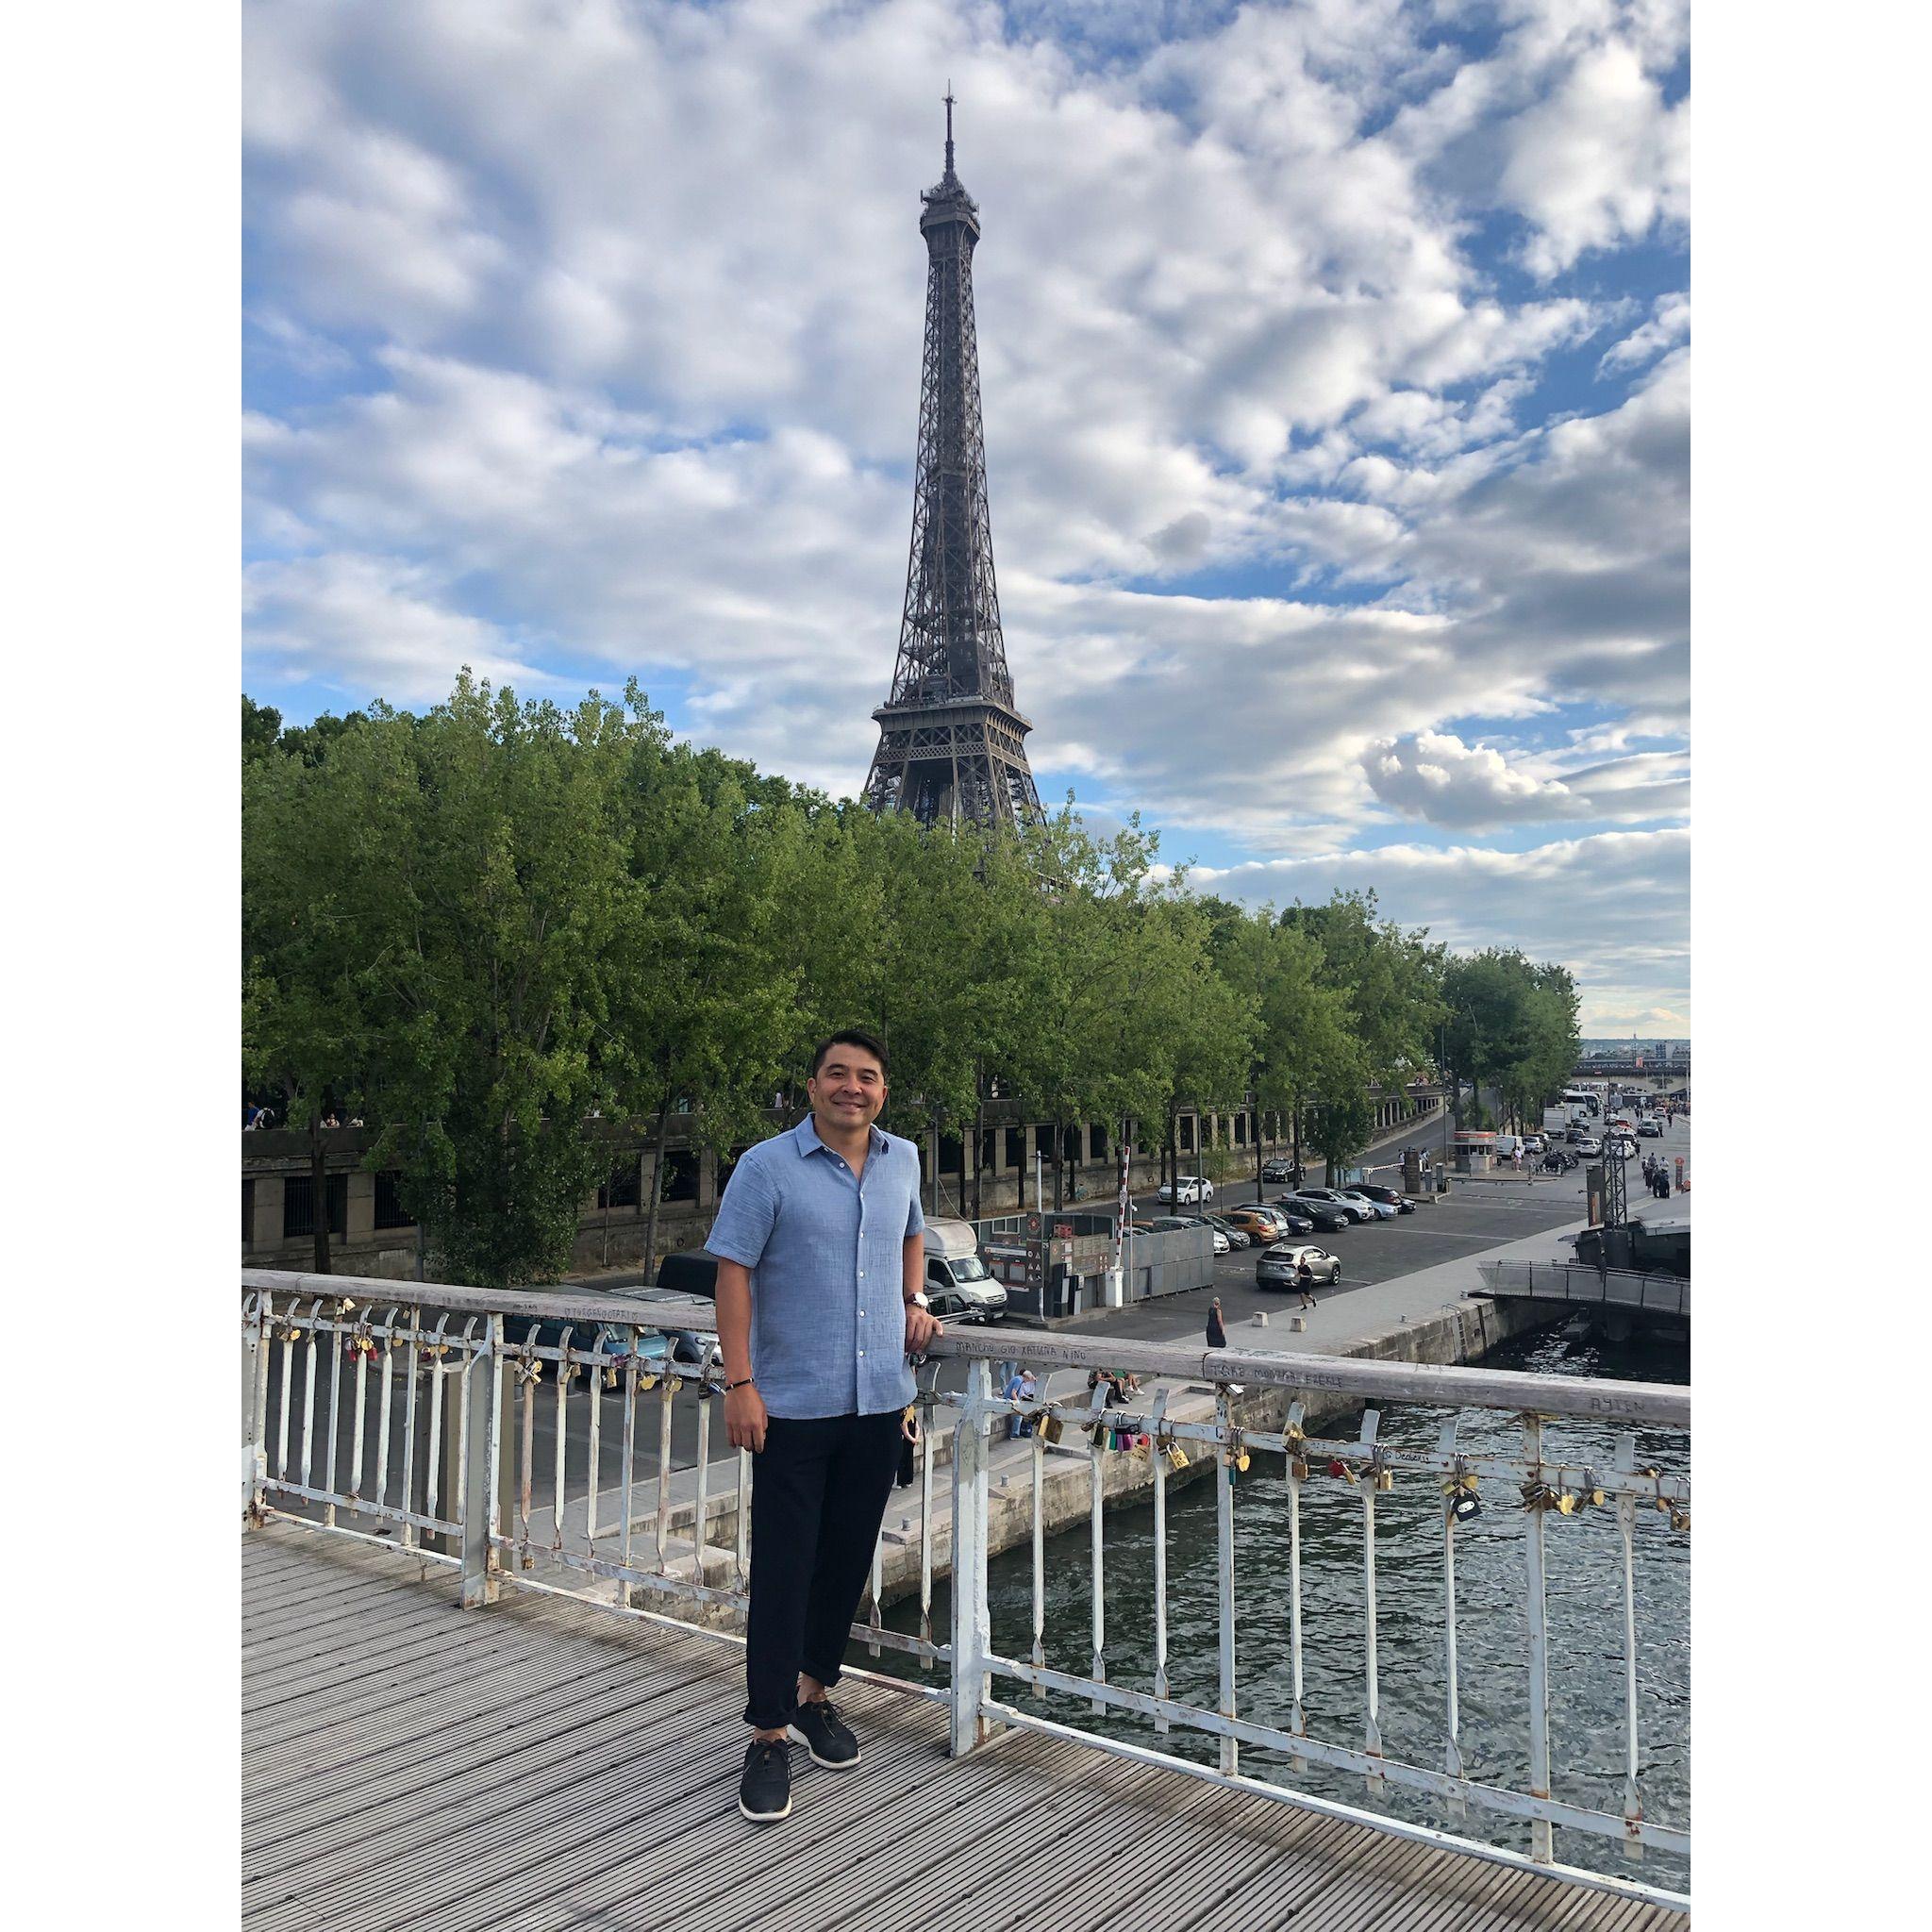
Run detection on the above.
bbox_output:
[242,1272,1690,1908]
[243,1268,1689,1428]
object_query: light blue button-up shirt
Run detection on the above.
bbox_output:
[704,1114,925,1420]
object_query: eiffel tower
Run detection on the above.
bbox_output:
[863,94,1042,830]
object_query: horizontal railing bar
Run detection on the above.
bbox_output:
[262,1481,458,1539]
[248,1272,1690,1427]
[931,1394,1690,1504]
[979,1699,1691,1915]
[493,1568,955,1707]
[985,1653,1687,1855]
[258,1506,459,1568]
[498,1540,951,1665]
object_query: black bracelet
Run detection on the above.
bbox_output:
[724,1376,756,1392]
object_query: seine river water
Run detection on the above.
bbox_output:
[876,1325,1690,1891]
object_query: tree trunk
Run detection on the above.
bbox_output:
[1052,1115,1064,1211]
[641,1102,670,1283]
[1291,1095,1303,1189]
[310,1106,332,1275]
[958,1120,970,1222]
[1254,1101,1263,1194]
[973,1096,984,1221]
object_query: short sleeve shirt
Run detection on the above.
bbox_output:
[704,1114,925,1419]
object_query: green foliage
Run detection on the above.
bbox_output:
[243,673,1584,1282]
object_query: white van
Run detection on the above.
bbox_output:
[923,1218,1008,1321]
[1492,1134,1523,1160]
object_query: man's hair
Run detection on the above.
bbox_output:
[810,1029,890,1078]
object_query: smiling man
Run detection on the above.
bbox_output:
[706,1029,943,1824]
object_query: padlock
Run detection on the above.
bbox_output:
[1039,1415,1064,1446]
[604,1365,619,1389]
[1290,1457,1309,1482]
[1669,1506,1690,1533]
[1374,1466,1393,1493]
[1235,1448,1251,1473]
[1329,1459,1358,1486]
[639,1373,658,1391]
[1556,1491,1576,1516]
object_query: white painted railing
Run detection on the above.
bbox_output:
[242,1268,1690,1913]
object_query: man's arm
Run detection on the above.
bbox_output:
[713,1259,767,1453]
[902,1233,941,1352]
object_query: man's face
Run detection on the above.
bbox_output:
[808,1046,888,1133]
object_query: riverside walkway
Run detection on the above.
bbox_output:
[242,1262,1691,1929]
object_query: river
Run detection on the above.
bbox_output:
[874,1324,1690,1890]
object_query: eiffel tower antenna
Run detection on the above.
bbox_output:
[863,94,1042,830]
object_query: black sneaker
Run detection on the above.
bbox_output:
[789,1696,860,1769]
[739,1738,792,1822]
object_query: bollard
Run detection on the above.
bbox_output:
[1254,1311,1269,1327]
[1291,1316,1307,1333]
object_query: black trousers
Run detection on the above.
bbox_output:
[742,1408,904,1731]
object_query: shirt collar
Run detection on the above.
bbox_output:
[793,1112,888,1159]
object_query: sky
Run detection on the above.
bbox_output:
[242,0,1690,1035]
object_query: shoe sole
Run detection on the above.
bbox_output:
[739,1790,792,1822]
[788,1724,861,1770]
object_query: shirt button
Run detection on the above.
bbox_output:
[858,1349,865,1357]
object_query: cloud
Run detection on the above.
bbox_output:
[242,552,545,706]
[1360,731,1689,829]
[1600,291,1690,375]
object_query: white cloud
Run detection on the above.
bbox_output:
[242,552,545,706]
[1600,291,1690,374]
[1361,731,1689,829]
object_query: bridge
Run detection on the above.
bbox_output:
[242,1271,1692,1930]
[1476,1260,1690,1344]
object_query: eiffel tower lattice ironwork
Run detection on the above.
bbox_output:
[863,94,1042,830]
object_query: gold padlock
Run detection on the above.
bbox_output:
[1164,1442,1187,1472]
[1235,1449,1251,1474]
[1290,1457,1309,1482]
[1039,1415,1064,1446]
[1669,1506,1690,1533]
[639,1373,658,1391]
[1374,1466,1394,1493]
[1556,1491,1576,1516]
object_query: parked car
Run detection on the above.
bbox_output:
[1257,1242,1341,1289]
[1260,1157,1303,1185]
[1263,1198,1319,1234]
[1521,1135,1543,1155]
[1220,1206,1278,1241]
[1294,1187,1377,1225]
[923,1286,1005,1324]
[1574,1136,1604,1158]
[1283,1194,1354,1233]
[1335,1188,1399,1221]
[1156,1174,1215,1205]
[1204,1213,1253,1250]
[1350,1182,1416,1215]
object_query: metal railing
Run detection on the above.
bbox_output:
[241,1268,1690,1911]
[1480,1259,1690,1318]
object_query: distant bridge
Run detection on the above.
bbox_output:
[1571,1058,1690,1082]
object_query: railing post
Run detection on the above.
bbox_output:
[460,1313,505,1608]
[242,1292,268,1524]
[1523,1412,1555,1862]
[949,1357,994,1757]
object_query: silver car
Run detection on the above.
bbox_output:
[1257,1242,1341,1288]
[1336,1189,1399,1221]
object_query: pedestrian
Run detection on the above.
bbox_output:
[1015,1366,1038,1437]
[1295,1259,1316,1310]
[1207,1298,1227,1349]
[706,1029,943,1825]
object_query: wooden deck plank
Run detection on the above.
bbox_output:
[242,1524,1689,1932]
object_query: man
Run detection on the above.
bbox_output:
[707,1030,943,1825]
[1295,1258,1317,1311]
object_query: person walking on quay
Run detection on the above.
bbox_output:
[1206,1298,1227,1349]
[1295,1258,1317,1311]
[707,1030,944,1826]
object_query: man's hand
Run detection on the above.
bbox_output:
[905,1300,943,1354]
[724,1383,769,1454]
